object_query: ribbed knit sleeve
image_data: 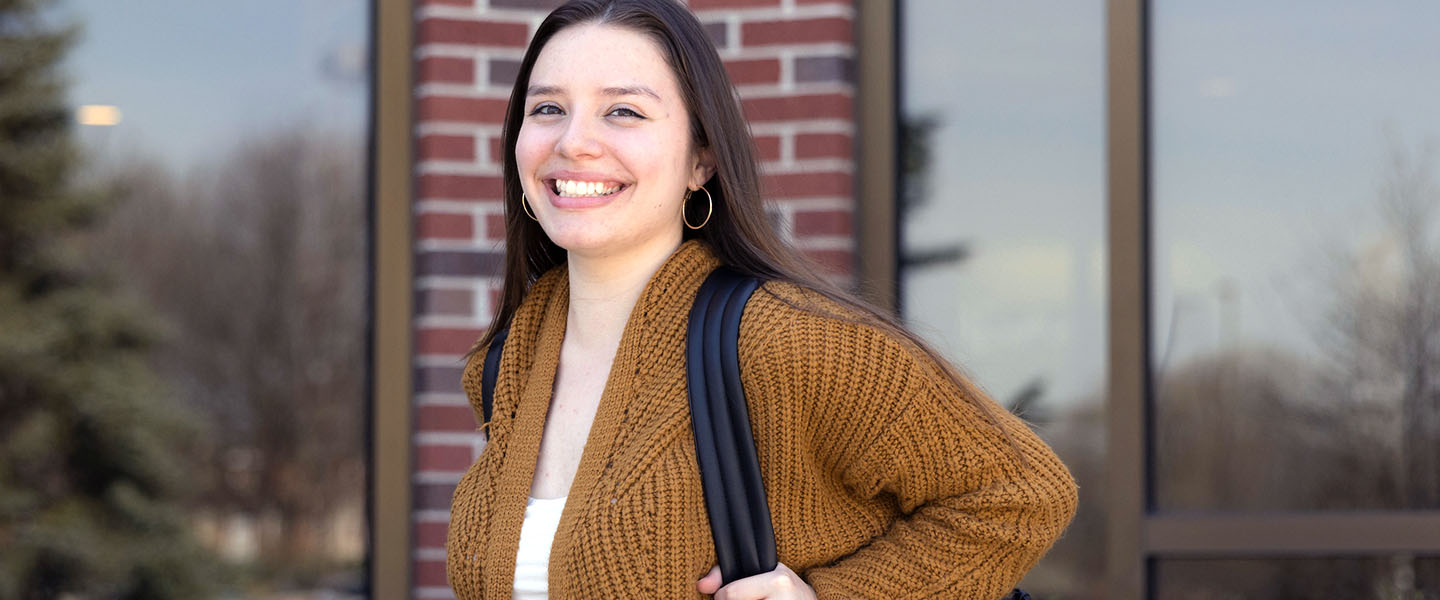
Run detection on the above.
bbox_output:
[801,338,1079,599]
[742,284,1077,599]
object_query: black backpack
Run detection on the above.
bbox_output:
[479,267,1032,598]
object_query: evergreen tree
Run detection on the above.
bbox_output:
[0,1,216,597]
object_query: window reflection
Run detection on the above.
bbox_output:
[1151,0,1440,512]
[55,0,370,596]
[1156,556,1440,598]
[900,1,1105,596]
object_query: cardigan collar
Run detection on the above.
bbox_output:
[483,239,721,596]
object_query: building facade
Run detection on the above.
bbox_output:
[374,1,1440,598]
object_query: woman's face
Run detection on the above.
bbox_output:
[516,23,712,257]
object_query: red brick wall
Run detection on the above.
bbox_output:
[410,1,856,597]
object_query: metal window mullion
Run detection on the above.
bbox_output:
[1146,512,1440,556]
[856,0,898,312]
[1106,0,1150,596]
[371,0,414,596]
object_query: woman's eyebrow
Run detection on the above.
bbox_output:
[602,85,661,101]
[525,84,661,101]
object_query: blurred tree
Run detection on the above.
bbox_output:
[1320,136,1440,511]
[1311,136,1440,596]
[0,0,216,597]
[92,127,367,582]
[1137,136,1440,597]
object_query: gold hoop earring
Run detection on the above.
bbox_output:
[520,192,538,221]
[683,185,712,230]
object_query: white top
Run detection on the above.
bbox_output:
[513,495,567,600]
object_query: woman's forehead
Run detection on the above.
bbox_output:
[529,23,680,97]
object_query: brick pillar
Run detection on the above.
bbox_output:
[410,1,856,597]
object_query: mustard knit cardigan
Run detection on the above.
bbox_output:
[446,240,1078,599]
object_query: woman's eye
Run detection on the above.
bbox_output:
[529,104,562,116]
[609,107,644,119]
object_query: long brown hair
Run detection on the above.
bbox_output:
[472,0,1011,433]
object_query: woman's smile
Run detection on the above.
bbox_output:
[541,171,631,209]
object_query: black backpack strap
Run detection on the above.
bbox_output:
[687,266,775,585]
[480,327,509,427]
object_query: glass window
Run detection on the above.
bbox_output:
[52,1,369,596]
[900,1,1106,595]
[1156,556,1440,598]
[1151,1,1440,511]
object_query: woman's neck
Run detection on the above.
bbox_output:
[563,235,683,350]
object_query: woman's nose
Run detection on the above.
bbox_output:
[555,115,603,160]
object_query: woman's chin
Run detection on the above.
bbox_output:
[539,221,680,258]
[539,224,621,254]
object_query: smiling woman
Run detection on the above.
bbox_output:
[515,23,709,256]
[444,1,1077,598]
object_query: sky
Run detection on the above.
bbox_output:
[900,0,1440,409]
[59,0,370,174]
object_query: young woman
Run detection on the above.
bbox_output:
[445,1,1078,598]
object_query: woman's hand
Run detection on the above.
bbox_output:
[695,563,817,599]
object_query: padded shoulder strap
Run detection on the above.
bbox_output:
[686,266,775,586]
[480,327,509,426]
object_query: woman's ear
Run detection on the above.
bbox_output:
[690,147,717,189]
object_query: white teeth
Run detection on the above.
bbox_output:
[553,179,620,197]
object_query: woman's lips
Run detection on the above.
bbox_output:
[543,180,630,209]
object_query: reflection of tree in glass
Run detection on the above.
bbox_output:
[1321,135,1440,512]
[899,114,1046,416]
[1025,136,1440,599]
[92,127,367,593]
[900,114,938,217]
[1145,135,1440,597]
[0,1,216,597]
[900,114,969,270]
